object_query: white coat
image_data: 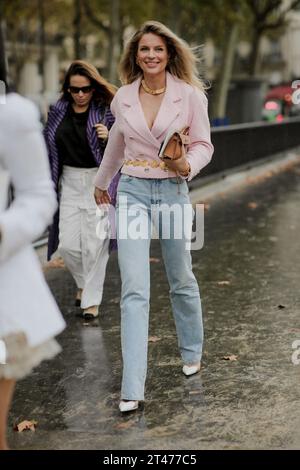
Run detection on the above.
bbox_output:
[0,94,65,346]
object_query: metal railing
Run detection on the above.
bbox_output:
[189,117,300,189]
[35,117,300,247]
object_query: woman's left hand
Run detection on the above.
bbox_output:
[94,123,109,141]
[163,155,190,177]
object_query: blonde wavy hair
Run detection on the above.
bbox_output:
[119,21,206,91]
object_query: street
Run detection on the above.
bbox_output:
[8,160,300,450]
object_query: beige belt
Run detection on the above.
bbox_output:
[123,159,168,171]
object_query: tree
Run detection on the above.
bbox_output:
[38,0,46,92]
[0,1,6,85]
[2,0,74,89]
[82,0,116,81]
[246,0,300,76]
[73,0,82,59]
[82,0,155,83]
[174,0,246,121]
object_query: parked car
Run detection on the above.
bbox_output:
[262,84,300,121]
[262,99,284,122]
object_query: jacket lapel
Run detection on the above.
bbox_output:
[44,99,68,188]
[121,72,183,147]
[87,101,103,164]
[150,72,182,140]
[122,77,158,147]
[151,72,182,140]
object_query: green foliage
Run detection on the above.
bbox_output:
[3,0,74,42]
[3,0,300,82]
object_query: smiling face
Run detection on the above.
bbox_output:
[68,74,94,109]
[136,33,168,80]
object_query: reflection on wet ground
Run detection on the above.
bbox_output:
[9,163,300,449]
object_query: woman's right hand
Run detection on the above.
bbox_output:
[94,187,111,205]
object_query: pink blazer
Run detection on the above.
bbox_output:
[95,71,214,189]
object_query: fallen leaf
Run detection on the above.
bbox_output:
[150,258,160,263]
[115,420,136,430]
[14,420,37,432]
[217,281,231,286]
[222,355,238,361]
[148,336,161,343]
[248,202,258,210]
[288,328,300,333]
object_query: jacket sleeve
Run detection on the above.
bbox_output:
[42,105,56,181]
[0,95,57,264]
[42,104,55,151]
[105,107,115,131]
[94,93,126,190]
[185,88,214,181]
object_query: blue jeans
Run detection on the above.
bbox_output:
[116,175,203,400]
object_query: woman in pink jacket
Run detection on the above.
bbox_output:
[94,21,214,412]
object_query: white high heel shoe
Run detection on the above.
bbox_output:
[119,400,139,413]
[182,363,201,376]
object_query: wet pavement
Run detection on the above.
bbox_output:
[8,159,300,450]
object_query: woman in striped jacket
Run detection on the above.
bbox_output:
[44,60,119,320]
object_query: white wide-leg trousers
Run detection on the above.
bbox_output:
[58,166,110,308]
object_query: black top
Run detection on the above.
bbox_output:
[55,105,96,168]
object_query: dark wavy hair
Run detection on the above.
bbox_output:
[61,60,116,104]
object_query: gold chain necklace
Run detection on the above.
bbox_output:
[141,79,166,95]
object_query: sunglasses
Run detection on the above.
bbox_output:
[69,85,93,94]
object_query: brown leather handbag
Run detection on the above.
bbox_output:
[158,126,190,161]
